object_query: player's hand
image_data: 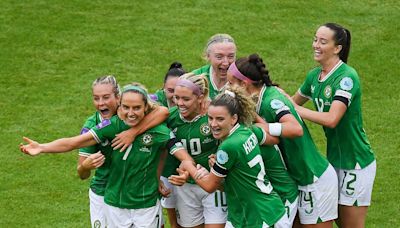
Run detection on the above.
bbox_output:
[194,164,209,180]
[112,128,136,152]
[19,137,42,156]
[168,167,189,186]
[208,154,216,168]
[158,180,172,197]
[82,152,105,170]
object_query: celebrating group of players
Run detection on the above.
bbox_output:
[20,22,376,228]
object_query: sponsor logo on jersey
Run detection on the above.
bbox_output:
[203,137,214,144]
[324,85,332,98]
[139,147,151,152]
[270,99,284,110]
[95,119,111,129]
[142,134,153,146]
[216,150,229,165]
[340,77,353,91]
[200,123,211,136]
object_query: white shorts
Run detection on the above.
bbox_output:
[225,213,290,228]
[285,196,298,226]
[89,188,107,228]
[298,164,338,224]
[175,183,227,227]
[160,176,177,209]
[105,200,162,228]
[335,160,376,206]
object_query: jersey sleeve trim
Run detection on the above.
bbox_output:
[297,89,312,100]
[334,90,352,106]
[275,106,291,122]
[212,163,227,177]
[89,129,101,144]
[78,151,91,157]
[259,127,267,145]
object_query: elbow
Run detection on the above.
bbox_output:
[325,119,339,129]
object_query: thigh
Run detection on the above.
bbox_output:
[105,204,132,228]
[285,196,298,226]
[89,189,107,228]
[203,190,227,225]
[175,184,206,227]
[132,200,163,228]
[298,165,338,224]
[160,176,177,209]
[337,160,376,206]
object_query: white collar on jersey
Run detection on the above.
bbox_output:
[228,123,240,137]
[318,60,343,82]
[179,112,204,123]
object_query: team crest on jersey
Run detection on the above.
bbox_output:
[142,134,153,146]
[101,139,110,146]
[324,85,332,98]
[216,150,229,165]
[270,99,284,110]
[340,77,353,91]
[200,123,211,136]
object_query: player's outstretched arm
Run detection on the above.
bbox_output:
[112,105,169,151]
[20,132,97,156]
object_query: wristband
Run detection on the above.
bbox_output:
[269,123,282,136]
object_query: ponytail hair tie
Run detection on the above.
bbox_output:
[224,90,235,98]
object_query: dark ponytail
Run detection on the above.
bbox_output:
[323,23,351,63]
[236,53,278,87]
[164,61,186,83]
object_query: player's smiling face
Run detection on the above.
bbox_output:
[208,105,238,140]
[119,91,147,127]
[174,85,203,121]
[92,84,119,119]
[208,42,236,80]
[164,76,179,106]
[313,26,342,64]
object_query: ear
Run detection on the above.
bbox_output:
[231,114,239,126]
[334,44,343,55]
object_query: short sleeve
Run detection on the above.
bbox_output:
[90,119,115,144]
[250,126,267,145]
[298,72,314,100]
[211,143,237,177]
[333,74,359,107]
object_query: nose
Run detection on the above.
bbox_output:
[98,98,106,106]
[209,119,217,128]
[221,56,229,66]
[176,98,184,106]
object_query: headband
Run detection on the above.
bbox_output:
[228,62,256,83]
[122,85,148,98]
[176,79,202,96]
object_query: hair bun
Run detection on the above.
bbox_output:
[248,54,261,64]
[169,61,183,70]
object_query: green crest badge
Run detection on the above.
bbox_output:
[142,133,153,146]
[200,123,211,136]
[324,85,332,98]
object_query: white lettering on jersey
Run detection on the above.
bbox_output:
[243,134,258,155]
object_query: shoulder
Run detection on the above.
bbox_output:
[192,64,211,75]
[167,106,180,124]
[82,112,101,129]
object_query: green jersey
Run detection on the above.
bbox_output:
[166,107,217,183]
[212,124,285,227]
[256,85,329,186]
[259,144,299,204]
[152,89,171,108]
[78,112,113,196]
[192,64,226,100]
[90,116,183,209]
[299,61,375,169]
